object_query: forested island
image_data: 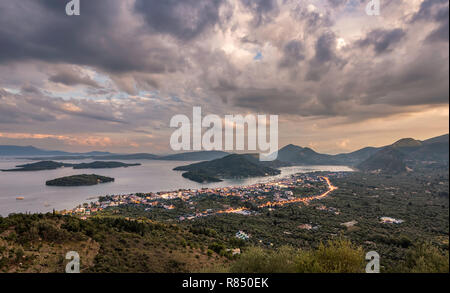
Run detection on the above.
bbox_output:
[2,161,140,172]
[45,174,115,186]
[181,171,223,183]
[174,154,281,183]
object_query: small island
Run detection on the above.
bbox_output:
[73,161,141,169]
[181,171,223,183]
[2,161,141,172]
[45,174,115,186]
[2,161,71,171]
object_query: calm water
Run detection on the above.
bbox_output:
[0,157,353,216]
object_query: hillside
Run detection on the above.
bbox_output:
[422,134,449,145]
[333,147,380,166]
[391,138,423,148]
[276,134,449,169]
[174,154,281,182]
[0,214,229,273]
[0,146,71,156]
[356,134,450,173]
[357,147,407,173]
[277,144,338,165]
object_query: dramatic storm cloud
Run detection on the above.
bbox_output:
[0,0,448,154]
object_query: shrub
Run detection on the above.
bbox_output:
[229,239,365,273]
[295,239,365,273]
[402,242,449,273]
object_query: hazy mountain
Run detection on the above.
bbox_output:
[356,134,449,173]
[277,134,449,168]
[333,147,381,166]
[23,150,228,162]
[0,145,71,156]
[422,134,449,145]
[92,153,159,160]
[389,136,449,163]
[357,147,407,173]
[0,145,113,157]
[391,138,423,148]
[159,151,229,161]
[4,134,448,170]
[277,144,338,165]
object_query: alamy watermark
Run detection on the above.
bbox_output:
[66,0,380,17]
[366,0,381,16]
[365,251,380,273]
[170,107,279,161]
[65,251,80,273]
[66,0,80,16]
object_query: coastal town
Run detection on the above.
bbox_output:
[59,172,344,221]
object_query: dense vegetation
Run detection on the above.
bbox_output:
[181,171,223,183]
[0,214,230,273]
[46,174,115,186]
[0,213,446,273]
[98,170,449,273]
[2,161,71,172]
[222,239,448,273]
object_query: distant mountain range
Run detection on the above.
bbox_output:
[3,148,230,162]
[1,134,448,174]
[275,134,448,172]
[0,145,112,157]
[356,134,449,173]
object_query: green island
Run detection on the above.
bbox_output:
[2,161,141,172]
[45,174,115,186]
[174,154,281,183]
[73,161,141,169]
[181,172,223,183]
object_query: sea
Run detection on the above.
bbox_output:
[0,157,353,216]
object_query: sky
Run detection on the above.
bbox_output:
[0,0,448,154]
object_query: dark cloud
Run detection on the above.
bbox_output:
[290,5,333,32]
[0,0,448,150]
[411,0,448,22]
[0,89,56,124]
[305,32,341,81]
[0,0,181,74]
[231,88,317,115]
[314,32,337,63]
[278,40,305,68]
[135,0,223,40]
[410,0,449,43]
[49,68,100,88]
[426,5,449,42]
[326,0,348,7]
[356,28,406,54]
[240,0,279,25]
